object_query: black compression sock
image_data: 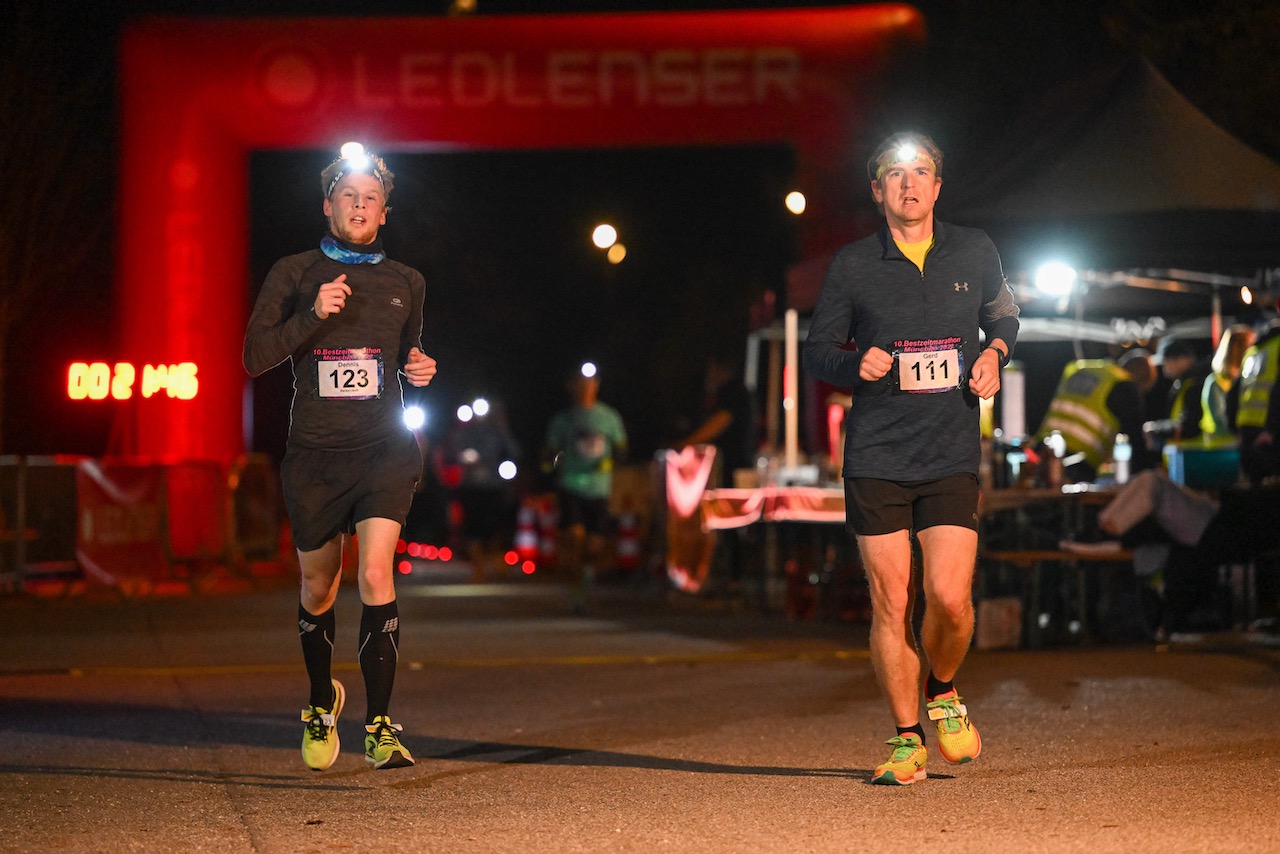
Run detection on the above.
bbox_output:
[897,723,926,744]
[359,600,401,724]
[925,672,954,700]
[298,603,337,709]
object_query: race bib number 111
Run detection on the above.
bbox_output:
[893,337,966,394]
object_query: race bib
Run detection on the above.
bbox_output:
[314,347,384,400]
[892,337,965,394]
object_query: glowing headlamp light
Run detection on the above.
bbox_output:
[325,142,387,197]
[871,140,937,181]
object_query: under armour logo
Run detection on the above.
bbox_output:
[954,282,969,292]
[382,618,399,633]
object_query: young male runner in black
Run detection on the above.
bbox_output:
[245,145,437,771]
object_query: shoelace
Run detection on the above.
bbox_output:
[303,708,335,741]
[927,695,966,733]
[885,735,921,761]
[369,719,403,748]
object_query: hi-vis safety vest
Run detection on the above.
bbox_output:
[1036,360,1128,470]
[1237,334,1279,430]
[1198,372,1236,438]
[1169,377,1196,430]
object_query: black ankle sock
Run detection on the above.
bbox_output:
[925,672,954,700]
[298,603,336,709]
[359,600,401,724]
[897,723,926,744]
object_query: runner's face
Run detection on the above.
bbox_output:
[871,158,941,229]
[323,173,387,245]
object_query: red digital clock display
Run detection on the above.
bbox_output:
[68,362,199,401]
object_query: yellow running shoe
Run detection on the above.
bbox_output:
[364,716,415,770]
[871,734,927,785]
[927,690,981,764]
[300,679,345,771]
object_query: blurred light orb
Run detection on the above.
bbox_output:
[1241,286,1254,305]
[402,405,425,430]
[785,191,806,215]
[456,404,474,422]
[472,397,490,417]
[339,141,365,159]
[592,223,618,249]
[894,144,918,162]
[1034,262,1078,297]
[607,243,627,264]
[498,460,518,480]
[580,361,597,378]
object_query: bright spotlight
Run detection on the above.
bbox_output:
[472,397,490,417]
[456,404,474,422]
[580,361,597,378]
[339,141,365,159]
[785,191,806,215]
[1034,262,1078,297]
[402,405,426,430]
[498,460,518,480]
[592,223,618,249]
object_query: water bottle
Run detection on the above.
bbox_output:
[1113,433,1131,485]
[1045,430,1065,488]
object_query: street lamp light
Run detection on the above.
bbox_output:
[591,223,617,250]
[1034,261,1077,298]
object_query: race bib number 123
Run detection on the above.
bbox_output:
[314,347,384,400]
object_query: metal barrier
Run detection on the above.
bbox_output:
[2,454,289,595]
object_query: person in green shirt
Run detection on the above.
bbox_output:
[544,363,628,612]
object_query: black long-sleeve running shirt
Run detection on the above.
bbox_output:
[244,248,426,452]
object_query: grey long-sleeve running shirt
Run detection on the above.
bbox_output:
[803,221,1020,482]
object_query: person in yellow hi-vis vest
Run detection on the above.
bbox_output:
[1035,349,1157,481]
[1197,324,1254,441]
[1239,308,1280,484]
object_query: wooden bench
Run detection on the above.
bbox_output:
[980,548,1134,647]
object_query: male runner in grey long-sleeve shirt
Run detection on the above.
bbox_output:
[804,131,1018,785]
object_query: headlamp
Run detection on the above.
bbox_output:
[867,133,943,183]
[872,142,936,182]
[324,142,389,198]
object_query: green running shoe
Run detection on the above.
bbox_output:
[927,689,982,764]
[300,679,345,771]
[365,715,415,770]
[871,733,927,785]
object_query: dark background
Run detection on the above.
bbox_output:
[7,0,1280,465]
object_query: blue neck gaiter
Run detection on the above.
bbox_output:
[321,233,385,265]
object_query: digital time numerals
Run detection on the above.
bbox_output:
[67,362,199,401]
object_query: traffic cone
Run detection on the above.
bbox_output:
[615,510,641,572]
[514,500,539,564]
[537,497,559,568]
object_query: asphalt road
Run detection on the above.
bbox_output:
[1,568,1277,853]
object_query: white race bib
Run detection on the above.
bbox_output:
[893,338,966,394]
[314,347,384,399]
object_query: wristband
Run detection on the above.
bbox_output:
[986,346,1009,368]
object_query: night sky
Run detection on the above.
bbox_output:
[7,0,1280,463]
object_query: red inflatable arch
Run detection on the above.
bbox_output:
[117,5,924,462]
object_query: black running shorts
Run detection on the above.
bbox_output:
[843,473,979,537]
[281,431,423,552]
[556,490,611,536]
